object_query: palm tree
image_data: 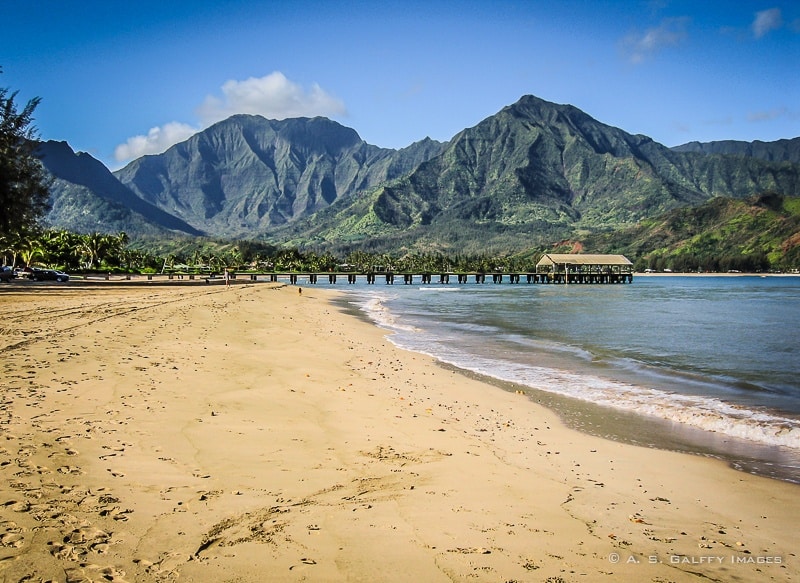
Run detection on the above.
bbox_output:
[226,247,244,270]
[102,232,129,269]
[190,249,205,269]
[79,232,111,269]
[18,236,45,267]
[0,232,20,267]
[41,229,82,269]
[276,249,302,271]
[207,253,225,272]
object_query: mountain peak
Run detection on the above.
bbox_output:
[41,96,800,254]
[111,115,443,236]
[197,114,363,156]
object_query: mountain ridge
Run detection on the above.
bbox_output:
[272,95,799,254]
[581,192,800,271]
[37,141,202,236]
[37,95,800,256]
[112,115,446,237]
[672,137,800,164]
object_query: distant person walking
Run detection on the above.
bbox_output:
[298,287,302,295]
[224,268,230,288]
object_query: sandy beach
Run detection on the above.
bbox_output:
[0,280,796,582]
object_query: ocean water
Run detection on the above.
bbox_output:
[329,275,800,483]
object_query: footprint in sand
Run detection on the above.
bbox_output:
[3,500,31,512]
[103,445,126,452]
[0,532,25,549]
[65,564,130,583]
[48,541,78,560]
[0,522,25,548]
[62,524,113,557]
[135,551,188,577]
[99,506,133,522]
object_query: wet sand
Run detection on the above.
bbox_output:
[0,281,796,582]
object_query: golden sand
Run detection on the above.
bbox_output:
[0,281,796,582]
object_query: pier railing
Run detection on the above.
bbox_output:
[135,271,633,285]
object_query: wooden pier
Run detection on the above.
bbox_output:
[261,253,635,285]
[148,254,634,285]
[196,270,633,285]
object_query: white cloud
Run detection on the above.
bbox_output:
[114,72,346,164]
[114,121,198,163]
[747,106,788,122]
[752,8,782,38]
[196,72,347,125]
[621,17,689,64]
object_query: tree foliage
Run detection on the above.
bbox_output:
[584,193,800,272]
[0,69,51,248]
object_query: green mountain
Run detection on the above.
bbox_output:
[113,115,445,238]
[672,138,800,164]
[273,96,800,254]
[37,141,202,236]
[580,192,800,271]
[38,95,800,259]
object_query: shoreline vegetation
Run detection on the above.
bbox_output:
[0,282,796,581]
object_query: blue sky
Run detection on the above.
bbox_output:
[3,0,798,169]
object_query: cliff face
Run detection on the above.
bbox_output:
[112,116,445,237]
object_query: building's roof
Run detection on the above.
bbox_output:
[537,253,633,266]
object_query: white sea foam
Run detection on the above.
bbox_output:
[356,293,800,451]
[439,349,800,450]
[356,294,420,333]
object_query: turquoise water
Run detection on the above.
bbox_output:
[332,275,800,482]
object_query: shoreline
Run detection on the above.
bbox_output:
[634,271,800,277]
[334,281,800,485]
[0,282,796,581]
[430,360,800,484]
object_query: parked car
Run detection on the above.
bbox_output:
[30,268,70,282]
[0,266,15,282]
